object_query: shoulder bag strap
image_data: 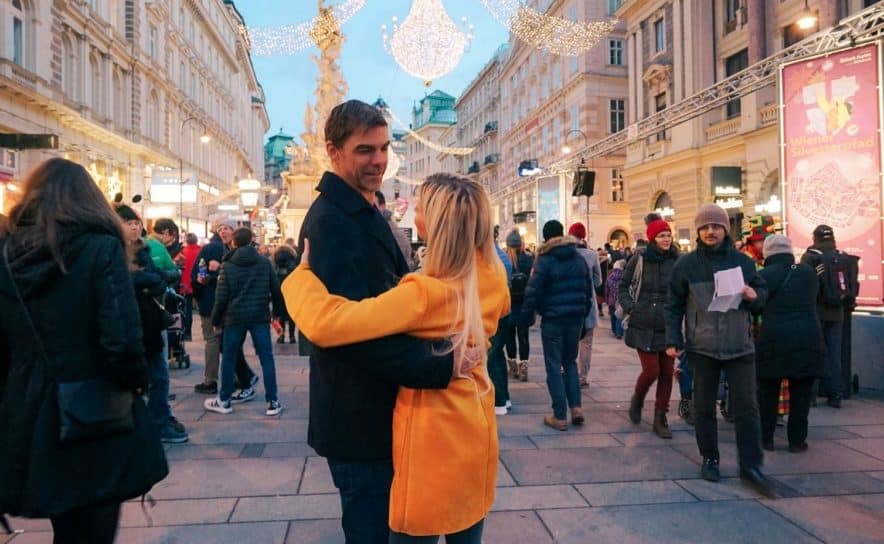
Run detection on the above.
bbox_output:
[767,264,797,304]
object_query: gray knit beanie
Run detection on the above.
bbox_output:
[505,229,522,248]
[763,234,793,259]
[694,204,730,232]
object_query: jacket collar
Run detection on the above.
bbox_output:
[317,171,375,215]
[538,235,578,255]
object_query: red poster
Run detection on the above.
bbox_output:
[781,44,883,307]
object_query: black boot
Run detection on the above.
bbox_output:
[629,393,643,424]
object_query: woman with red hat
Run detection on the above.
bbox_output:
[620,219,680,439]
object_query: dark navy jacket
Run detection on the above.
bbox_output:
[299,171,453,461]
[519,235,593,326]
[190,233,226,317]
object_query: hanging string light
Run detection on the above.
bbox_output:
[386,108,475,156]
[246,0,365,56]
[381,0,474,86]
[481,0,617,56]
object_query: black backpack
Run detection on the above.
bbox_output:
[510,259,530,305]
[808,249,857,307]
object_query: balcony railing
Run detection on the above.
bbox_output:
[705,117,740,142]
[484,121,498,133]
[467,161,480,174]
[759,104,778,127]
[483,153,500,165]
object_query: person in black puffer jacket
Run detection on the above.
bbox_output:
[520,220,594,431]
[272,244,299,344]
[756,235,826,453]
[0,159,167,541]
[620,219,680,439]
[206,228,286,415]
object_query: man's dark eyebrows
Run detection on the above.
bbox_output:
[354,140,391,151]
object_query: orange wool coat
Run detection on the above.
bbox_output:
[283,254,510,536]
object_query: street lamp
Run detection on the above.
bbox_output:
[796,0,817,30]
[561,129,588,166]
[238,176,261,208]
[179,116,211,230]
[563,129,594,238]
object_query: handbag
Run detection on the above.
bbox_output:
[615,254,644,326]
[2,242,135,445]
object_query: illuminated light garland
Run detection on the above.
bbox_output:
[381,0,474,86]
[387,108,475,156]
[481,0,617,56]
[246,0,365,56]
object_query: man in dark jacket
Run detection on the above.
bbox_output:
[664,204,772,495]
[205,228,284,416]
[191,218,256,395]
[800,224,849,407]
[299,99,455,543]
[520,220,594,431]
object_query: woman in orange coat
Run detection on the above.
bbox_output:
[284,173,509,543]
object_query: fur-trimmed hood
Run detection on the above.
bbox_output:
[538,235,579,257]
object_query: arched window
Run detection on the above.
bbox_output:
[653,191,675,219]
[90,53,103,116]
[112,69,125,128]
[146,90,159,142]
[61,34,76,99]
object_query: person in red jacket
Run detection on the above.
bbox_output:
[179,233,201,341]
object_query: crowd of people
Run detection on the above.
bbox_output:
[0,98,863,542]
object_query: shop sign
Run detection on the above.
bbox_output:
[711,166,743,209]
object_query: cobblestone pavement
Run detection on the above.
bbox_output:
[7,317,884,543]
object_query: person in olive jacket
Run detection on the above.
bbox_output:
[0,159,167,541]
[620,219,680,439]
[756,235,826,453]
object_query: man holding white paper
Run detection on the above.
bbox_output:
[664,204,773,496]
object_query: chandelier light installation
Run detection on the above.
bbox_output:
[381,0,474,86]
[481,0,617,56]
[246,0,365,55]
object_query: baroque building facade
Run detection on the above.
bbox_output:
[0,0,268,236]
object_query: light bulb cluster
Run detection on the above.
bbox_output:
[246,0,364,56]
[381,0,474,86]
[482,0,617,56]
[387,108,475,156]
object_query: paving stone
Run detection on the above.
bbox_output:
[575,480,698,506]
[867,471,884,483]
[483,511,554,543]
[496,411,636,437]
[491,485,587,511]
[119,498,236,527]
[298,456,336,494]
[498,435,537,450]
[497,459,516,487]
[774,425,862,441]
[285,519,345,544]
[231,494,341,522]
[762,494,884,543]
[262,442,317,458]
[501,446,699,485]
[841,425,884,438]
[774,472,884,496]
[806,401,884,426]
[114,521,290,543]
[837,438,884,461]
[163,444,246,460]
[538,501,819,543]
[611,429,728,447]
[529,433,622,449]
[185,419,307,444]
[675,477,771,501]
[150,457,304,499]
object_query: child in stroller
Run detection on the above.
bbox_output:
[165,287,191,369]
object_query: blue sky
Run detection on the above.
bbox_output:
[237,1,510,143]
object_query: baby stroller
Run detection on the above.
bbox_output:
[165,288,191,369]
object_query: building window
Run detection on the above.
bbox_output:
[725,49,748,118]
[725,0,741,24]
[607,0,623,15]
[570,104,580,132]
[90,54,103,116]
[61,34,76,99]
[610,99,625,133]
[655,93,667,140]
[654,18,665,53]
[146,90,159,142]
[611,169,624,202]
[148,25,157,60]
[113,70,125,127]
[609,39,624,65]
[783,19,816,48]
[11,0,24,67]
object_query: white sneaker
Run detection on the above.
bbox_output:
[266,400,282,416]
[505,400,512,409]
[230,387,256,404]
[494,405,508,416]
[204,397,232,414]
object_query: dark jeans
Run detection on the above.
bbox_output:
[488,315,510,408]
[327,457,394,544]
[609,304,623,337]
[540,320,583,420]
[182,293,193,338]
[759,377,813,446]
[504,317,530,361]
[146,342,171,427]
[389,519,485,544]
[677,353,693,398]
[220,323,278,402]
[820,320,843,399]
[690,352,763,470]
[635,350,675,412]
[50,501,121,544]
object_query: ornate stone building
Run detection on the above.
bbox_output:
[0,0,268,235]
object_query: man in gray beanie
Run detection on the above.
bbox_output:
[664,204,773,495]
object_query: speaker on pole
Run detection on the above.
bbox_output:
[572,170,596,197]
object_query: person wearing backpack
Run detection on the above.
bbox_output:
[800,225,853,408]
[504,229,533,382]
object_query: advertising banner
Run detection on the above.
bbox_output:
[781,43,883,307]
[536,175,562,238]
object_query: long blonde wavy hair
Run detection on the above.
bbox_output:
[419,173,501,378]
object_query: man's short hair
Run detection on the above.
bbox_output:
[233,227,253,248]
[375,191,386,206]
[185,232,198,245]
[325,100,388,149]
[154,218,178,236]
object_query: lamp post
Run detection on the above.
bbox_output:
[562,129,591,237]
[179,116,211,230]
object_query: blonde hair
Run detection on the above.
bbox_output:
[420,173,500,378]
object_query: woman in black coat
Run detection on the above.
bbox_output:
[0,159,168,541]
[620,220,680,439]
[756,234,826,453]
[272,244,299,343]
